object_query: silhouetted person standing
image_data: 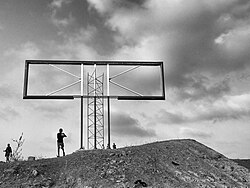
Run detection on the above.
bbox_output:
[3,144,12,162]
[57,128,67,157]
[112,143,116,149]
[106,143,110,149]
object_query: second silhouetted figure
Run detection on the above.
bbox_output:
[3,144,12,162]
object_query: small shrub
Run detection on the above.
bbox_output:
[11,133,25,161]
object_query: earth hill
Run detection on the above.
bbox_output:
[0,139,250,188]
[233,159,250,172]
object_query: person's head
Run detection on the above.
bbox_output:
[59,128,63,133]
[7,144,10,147]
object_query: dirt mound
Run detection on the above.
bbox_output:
[233,159,250,171]
[0,139,250,187]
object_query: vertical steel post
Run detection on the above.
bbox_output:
[23,61,29,98]
[80,96,83,149]
[80,64,84,149]
[94,64,97,149]
[94,96,97,149]
[107,97,110,149]
[160,62,166,99]
[107,64,111,149]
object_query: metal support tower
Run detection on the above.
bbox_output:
[87,67,104,149]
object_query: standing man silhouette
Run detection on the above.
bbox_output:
[57,128,67,157]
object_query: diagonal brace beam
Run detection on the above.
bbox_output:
[49,64,80,79]
[109,66,140,80]
[110,80,143,96]
[47,80,81,96]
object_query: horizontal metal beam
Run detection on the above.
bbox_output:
[23,95,165,100]
[26,60,163,66]
[23,96,74,99]
[117,96,165,100]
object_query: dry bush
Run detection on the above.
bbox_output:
[11,133,25,161]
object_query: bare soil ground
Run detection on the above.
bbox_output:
[233,159,250,171]
[0,139,250,188]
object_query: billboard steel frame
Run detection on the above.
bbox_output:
[23,60,165,100]
[23,60,165,150]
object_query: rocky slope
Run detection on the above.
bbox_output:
[233,159,250,171]
[0,139,250,188]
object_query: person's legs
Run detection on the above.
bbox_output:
[62,148,65,156]
[6,155,9,162]
[57,142,60,157]
[61,143,65,156]
[57,142,65,157]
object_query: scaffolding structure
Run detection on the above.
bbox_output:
[87,68,104,149]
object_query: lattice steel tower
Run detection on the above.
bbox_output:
[87,67,104,149]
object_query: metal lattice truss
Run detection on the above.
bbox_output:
[87,66,104,149]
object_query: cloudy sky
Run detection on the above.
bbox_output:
[0,0,250,161]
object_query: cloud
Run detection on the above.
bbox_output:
[172,75,231,101]
[49,0,75,29]
[0,107,20,121]
[179,127,213,139]
[87,0,114,15]
[193,93,250,123]
[87,0,250,102]
[215,25,250,64]
[111,110,156,137]
[1,41,41,96]
[51,12,75,28]
[51,26,100,59]
[32,103,72,119]
[157,92,250,125]
[0,23,3,31]
[50,0,72,9]
[0,85,15,99]
[157,110,187,125]
[87,0,145,15]
[15,26,101,97]
[4,41,40,60]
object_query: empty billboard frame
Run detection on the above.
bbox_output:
[23,60,165,100]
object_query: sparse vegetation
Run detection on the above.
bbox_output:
[0,139,250,187]
[11,132,25,161]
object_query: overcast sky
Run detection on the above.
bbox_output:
[0,0,250,161]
